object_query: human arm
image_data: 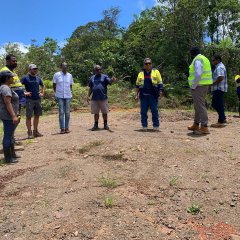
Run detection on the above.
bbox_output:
[39,79,46,97]
[212,66,225,85]
[156,70,164,98]
[212,76,224,85]
[53,83,56,92]
[191,60,203,89]
[87,88,92,103]
[3,96,19,125]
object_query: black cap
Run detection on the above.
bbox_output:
[190,46,201,56]
[0,70,16,78]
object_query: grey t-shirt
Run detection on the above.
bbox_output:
[0,85,19,120]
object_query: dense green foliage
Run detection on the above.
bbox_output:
[1,2,240,111]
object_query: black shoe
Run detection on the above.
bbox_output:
[11,144,21,160]
[104,124,110,130]
[3,147,18,164]
[91,124,99,131]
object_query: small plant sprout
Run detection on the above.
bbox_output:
[100,175,117,189]
[187,203,202,215]
[104,196,114,208]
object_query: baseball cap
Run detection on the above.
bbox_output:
[144,58,152,64]
[0,70,16,78]
[29,64,38,69]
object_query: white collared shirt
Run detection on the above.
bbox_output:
[53,71,73,98]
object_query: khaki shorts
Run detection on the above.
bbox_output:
[91,100,109,114]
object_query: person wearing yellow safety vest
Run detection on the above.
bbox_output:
[235,73,240,117]
[0,54,26,113]
[135,58,163,131]
[187,47,213,134]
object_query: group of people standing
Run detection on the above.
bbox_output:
[0,47,239,164]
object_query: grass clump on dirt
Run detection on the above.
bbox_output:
[104,196,114,208]
[187,203,202,215]
[169,176,180,187]
[100,175,117,189]
[79,140,104,154]
[58,165,73,178]
[102,153,127,162]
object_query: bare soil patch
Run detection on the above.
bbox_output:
[0,109,239,240]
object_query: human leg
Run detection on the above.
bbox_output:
[64,98,71,132]
[140,96,149,128]
[149,95,159,128]
[58,98,65,131]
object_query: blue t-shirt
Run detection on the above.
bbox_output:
[89,74,111,101]
[21,74,43,100]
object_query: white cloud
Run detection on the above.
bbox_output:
[0,42,29,56]
[58,40,67,49]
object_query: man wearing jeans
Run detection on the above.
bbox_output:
[211,55,228,127]
[135,58,163,131]
[53,63,73,134]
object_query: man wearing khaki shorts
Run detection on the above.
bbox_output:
[87,65,116,131]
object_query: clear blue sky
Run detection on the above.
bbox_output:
[1,0,156,47]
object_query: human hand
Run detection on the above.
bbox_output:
[159,91,164,99]
[24,92,32,97]
[111,76,117,82]
[39,92,44,97]
[134,93,139,101]
[87,96,91,104]
[12,116,19,125]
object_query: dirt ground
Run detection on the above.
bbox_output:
[0,109,239,240]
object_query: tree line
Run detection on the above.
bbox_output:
[1,0,240,110]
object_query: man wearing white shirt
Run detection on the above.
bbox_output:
[53,63,73,134]
[187,47,213,134]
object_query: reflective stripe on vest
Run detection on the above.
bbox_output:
[235,75,240,88]
[0,66,23,87]
[136,69,162,86]
[188,54,212,87]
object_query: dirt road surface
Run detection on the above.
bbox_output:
[0,109,239,240]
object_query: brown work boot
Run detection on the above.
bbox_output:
[195,125,210,135]
[188,123,199,131]
[33,130,43,137]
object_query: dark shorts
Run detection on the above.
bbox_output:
[12,88,26,105]
[26,99,42,118]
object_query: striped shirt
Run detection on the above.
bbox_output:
[211,62,228,92]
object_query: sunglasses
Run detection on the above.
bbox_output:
[145,62,152,65]
[96,69,102,71]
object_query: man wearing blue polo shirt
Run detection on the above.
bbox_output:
[87,65,116,131]
[211,55,228,127]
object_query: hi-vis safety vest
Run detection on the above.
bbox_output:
[0,66,23,88]
[235,75,240,88]
[136,68,163,88]
[188,54,212,87]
